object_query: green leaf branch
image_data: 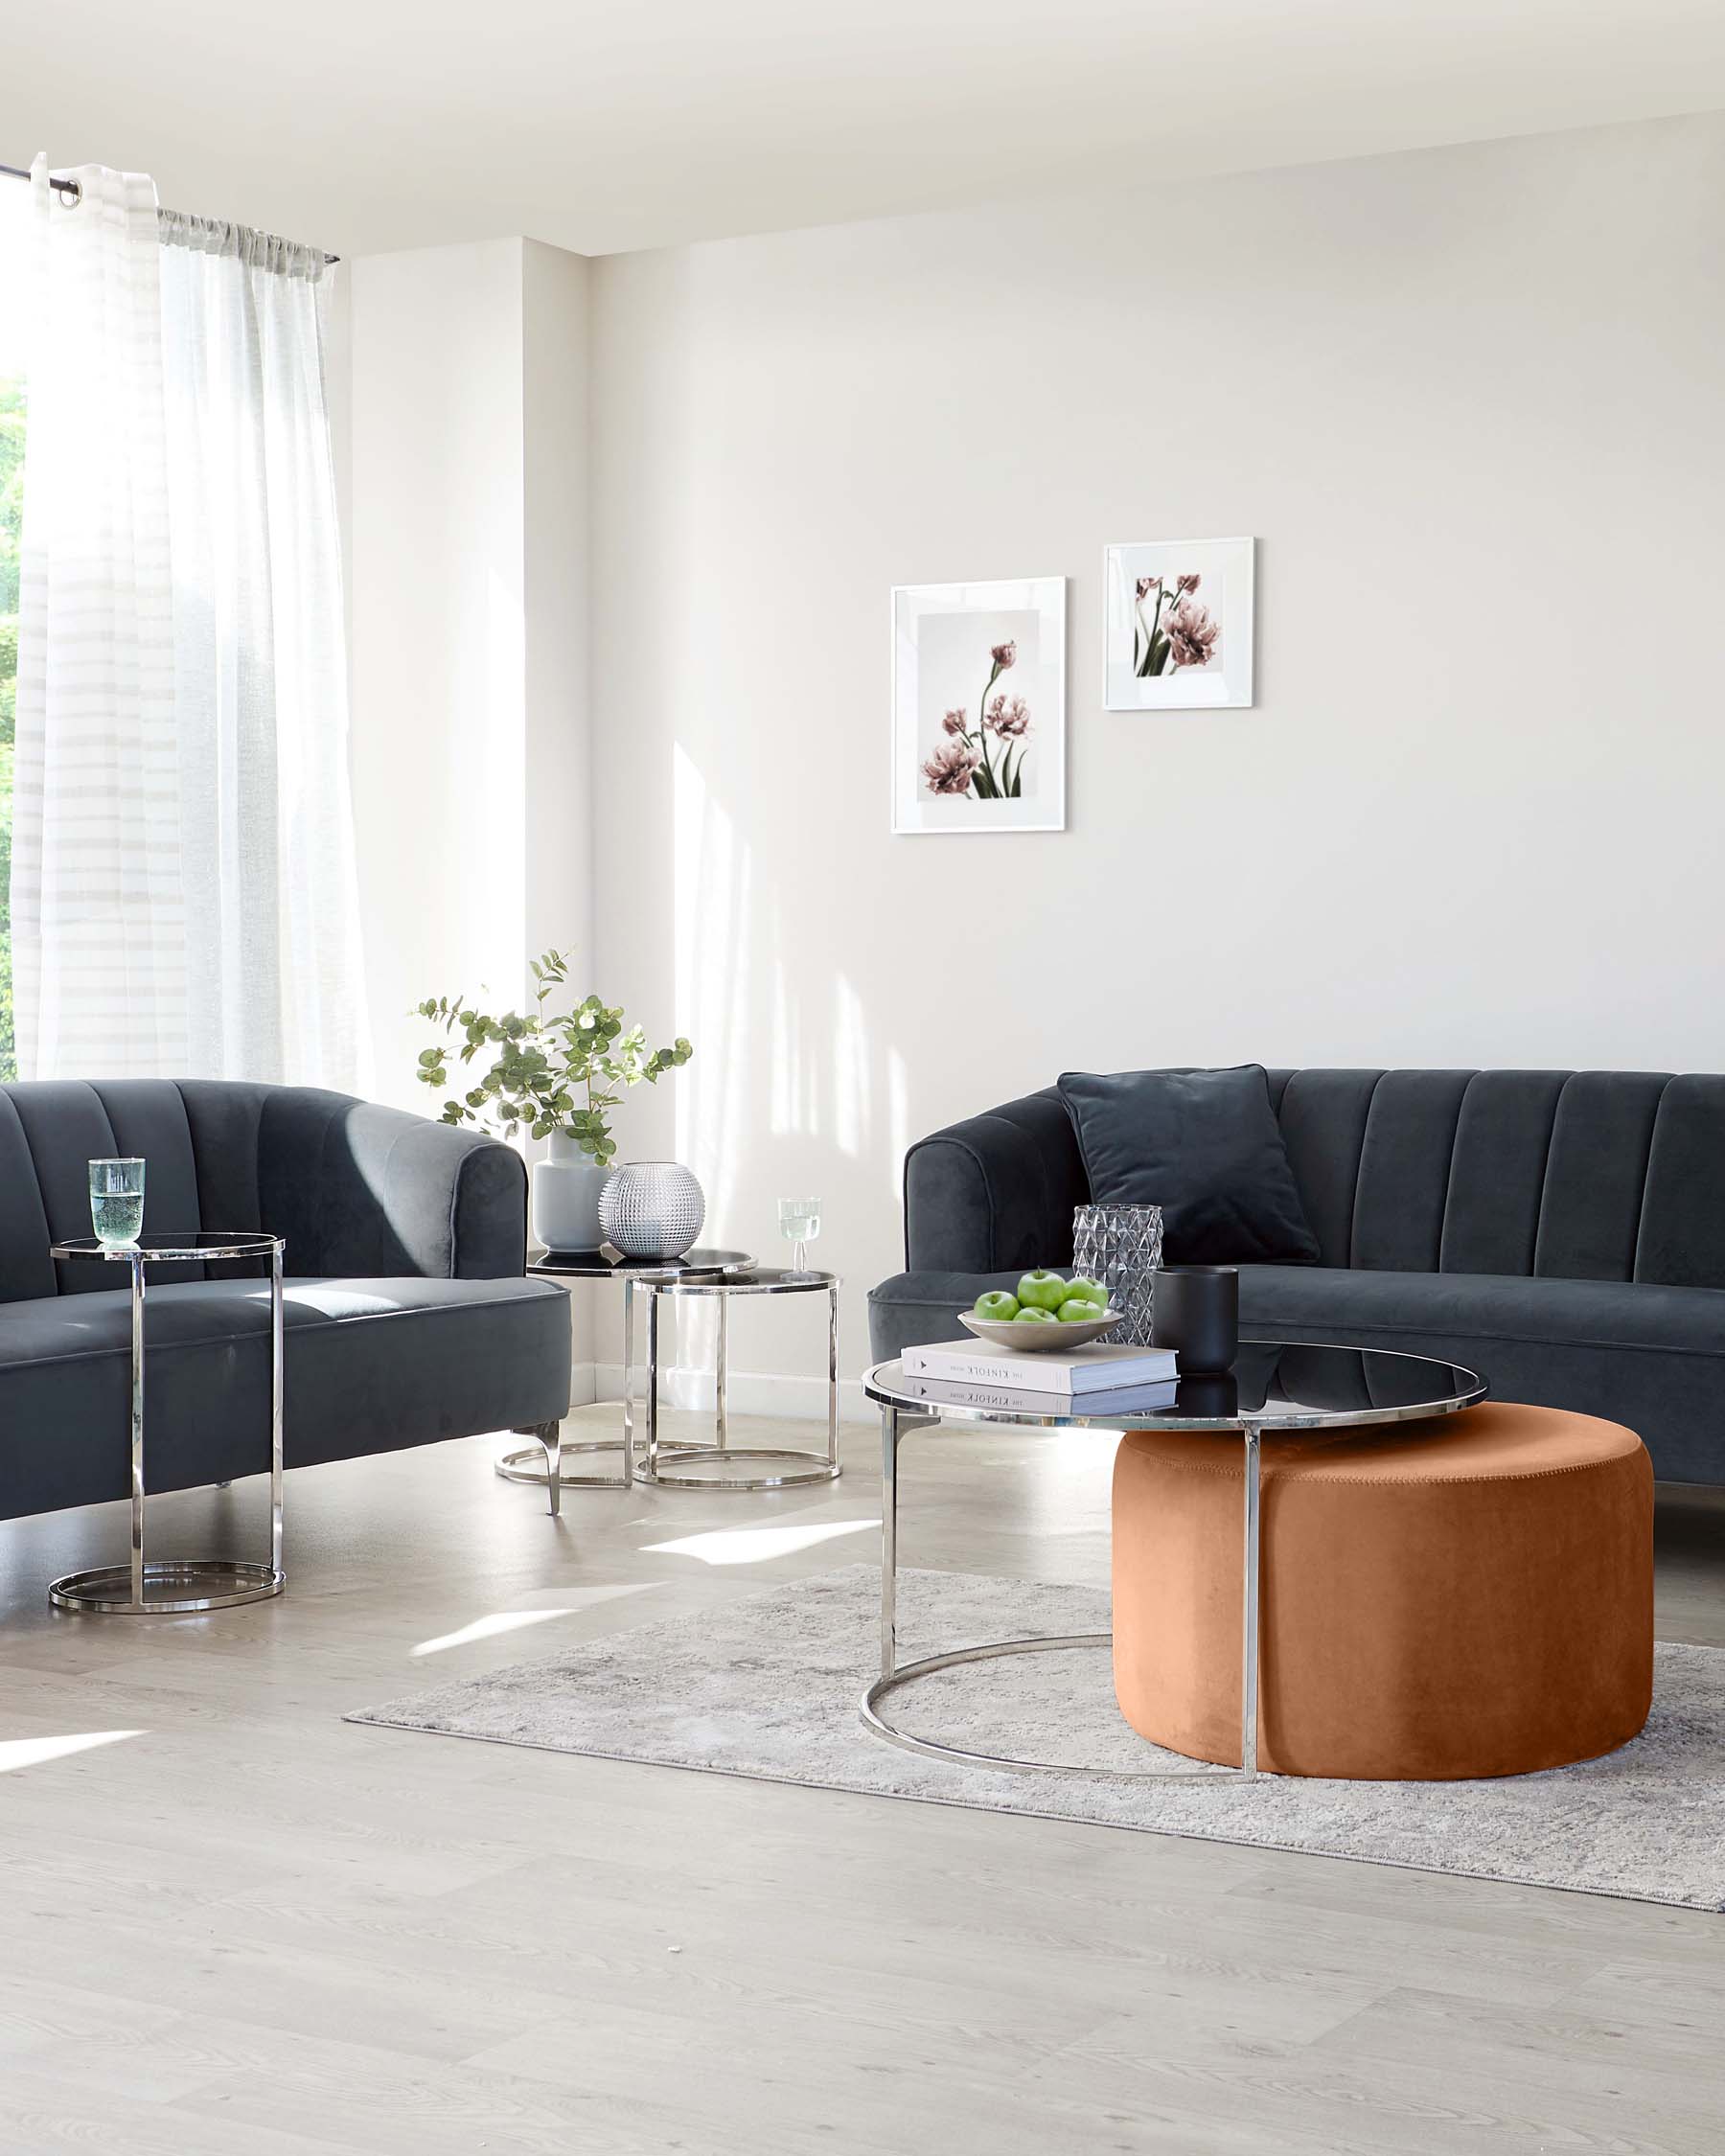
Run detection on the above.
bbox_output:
[412,949,692,1164]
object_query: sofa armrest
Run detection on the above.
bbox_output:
[904,1088,1089,1273]
[257,1093,527,1280]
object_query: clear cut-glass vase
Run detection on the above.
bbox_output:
[1071,1204,1163,1346]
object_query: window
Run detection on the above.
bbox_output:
[0,186,23,1082]
[0,367,19,1082]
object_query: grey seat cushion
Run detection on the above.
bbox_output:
[867,1265,1725,1483]
[0,1274,571,1519]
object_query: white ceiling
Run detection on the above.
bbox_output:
[11,0,1725,260]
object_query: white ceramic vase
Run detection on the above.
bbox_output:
[532,1131,610,1252]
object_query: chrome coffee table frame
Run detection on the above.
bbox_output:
[495,1248,757,1505]
[632,1268,841,1491]
[48,1232,287,1614]
[861,1342,1484,1782]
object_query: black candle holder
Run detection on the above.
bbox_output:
[1151,1265,1240,1373]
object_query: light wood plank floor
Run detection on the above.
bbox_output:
[0,1405,1720,2155]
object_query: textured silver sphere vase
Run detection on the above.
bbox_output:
[598,1161,706,1261]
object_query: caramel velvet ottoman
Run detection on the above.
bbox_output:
[1112,1403,1653,1779]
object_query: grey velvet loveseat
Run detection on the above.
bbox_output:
[867,1068,1725,1486]
[0,1079,571,1520]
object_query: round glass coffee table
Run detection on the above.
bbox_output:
[862,1340,1484,1780]
[48,1232,287,1614]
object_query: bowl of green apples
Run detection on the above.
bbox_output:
[957,1272,1118,1351]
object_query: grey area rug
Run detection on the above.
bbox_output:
[349,1564,1725,1911]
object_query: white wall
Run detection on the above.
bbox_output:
[347,238,594,1105]
[345,237,596,1363]
[585,111,1725,1397]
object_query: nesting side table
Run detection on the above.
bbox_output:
[495,1248,756,1499]
[633,1267,841,1491]
[496,1249,841,1500]
[48,1232,287,1614]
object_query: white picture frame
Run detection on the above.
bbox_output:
[891,576,1067,836]
[1103,538,1254,711]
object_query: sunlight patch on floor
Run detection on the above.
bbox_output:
[412,1585,655,1656]
[641,1518,880,1567]
[0,1730,142,1774]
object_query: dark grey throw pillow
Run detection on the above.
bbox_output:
[1058,1065,1321,1266]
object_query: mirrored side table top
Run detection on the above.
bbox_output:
[528,1245,756,1282]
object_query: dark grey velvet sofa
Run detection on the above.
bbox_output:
[868,1069,1725,1486]
[0,1079,571,1520]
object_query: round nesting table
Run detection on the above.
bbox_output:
[498,1250,840,1496]
[633,1268,841,1491]
[861,1340,1484,1780]
[496,1248,756,1496]
[48,1232,287,1614]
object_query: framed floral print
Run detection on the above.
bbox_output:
[1104,538,1254,710]
[891,576,1066,835]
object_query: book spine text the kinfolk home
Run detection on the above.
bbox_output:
[899,1342,1178,1392]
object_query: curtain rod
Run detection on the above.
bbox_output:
[0,160,81,202]
[0,161,340,264]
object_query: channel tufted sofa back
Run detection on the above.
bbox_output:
[0,1077,528,1302]
[902,1069,1725,1289]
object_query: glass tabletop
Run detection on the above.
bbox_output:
[650,1266,839,1297]
[528,1245,757,1283]
[52,1231,284,1264]
[864,1339,1484,1433]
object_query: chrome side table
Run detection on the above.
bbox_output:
[633,1268,841,1490]
[495,1247,756,1500]
[48,1232,287,1614]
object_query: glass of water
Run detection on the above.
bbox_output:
[89,1158,146,1250]
[778,1197,821,1274]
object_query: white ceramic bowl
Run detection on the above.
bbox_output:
[957,1307,1120,1352]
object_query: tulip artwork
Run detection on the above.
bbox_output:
[1105,539,1255,712]
[892,576,1067,836]
[920,637,1036,799]
[1133,573,1222,678]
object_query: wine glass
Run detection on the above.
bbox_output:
[778,1197,821,1274]
[89,1158,146,1250]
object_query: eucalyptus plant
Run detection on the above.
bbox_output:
[414,950,692,1165]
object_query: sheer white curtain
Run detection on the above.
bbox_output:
[12,159,368,1088]
[156,210,366,1087]
[12,161,186,1076]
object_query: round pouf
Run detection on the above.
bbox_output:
[1112,1404,1653,1779]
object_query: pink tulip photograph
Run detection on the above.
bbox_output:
[892,578,1067,835]
[1105,538,1255,711]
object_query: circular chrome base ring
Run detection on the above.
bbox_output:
[635,1446,841,1492]
[494,1435,701,1492]
[862,1634,1251,1783]
[49,1560,287,1616]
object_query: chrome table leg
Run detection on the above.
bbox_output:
[861,1408,1254,1783]
[880,1404,899,1681]
[129,1250,147,1607]
[716,1294,728,1452]
[270,1241,285,1571]
[1241,1420,1262,1778]
[828,1282,840,1476]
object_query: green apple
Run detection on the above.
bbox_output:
[1013,1305,1057,1323]
[1057,1297,1105,1322]
[974,1290,1020,1322]
[1065,1276,1108,1308]
[1016,1270,1070,1312]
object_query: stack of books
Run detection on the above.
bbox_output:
[898,1338,1180,1415]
